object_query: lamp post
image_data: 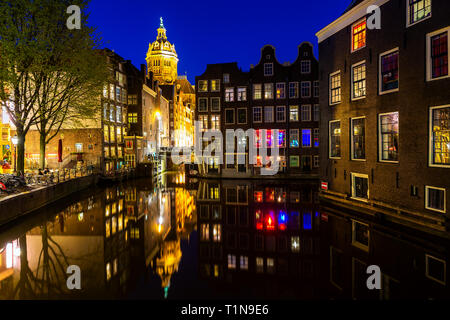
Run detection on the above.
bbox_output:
[11,136,18,174]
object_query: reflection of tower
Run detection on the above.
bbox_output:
[146,18,178,84]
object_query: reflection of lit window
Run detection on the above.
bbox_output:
[352,220,370,251]
[118,215,123,231]
[255,210,263,230]
[106,263,112,281]
[265,188,275,202]
[213,224,221,242]
[291,236,300,252]
[113,259,118,275]
[227,254,236,269]
[214,265,219,277]
[254,191,263,203]
[105,205,110,217]
[201,224,210,241]
[303,212,312,230]
[267,258,275,274]
[240,256,249,270]
[112,217,117,235]
[105,220,111,238]
[256,257,264,273]
[112,202,117,215]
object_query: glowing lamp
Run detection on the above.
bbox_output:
[266,214,275,230]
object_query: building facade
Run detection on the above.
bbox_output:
[195,43,320,178]
[317,0,450,233]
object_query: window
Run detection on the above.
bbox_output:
[352,220,370,251]
[291,236,300,252]
[329,120,341,158]
[425,186,446,213]
[302,129,311,148]
[301,60,311,74]
[276,106,286,122]
[127,95,137,105]
[429,105,450,166]
[240,256,249,270]
[213,224,222,241]
[290,156,299,167]
[313,155,319,168]
[198,80,208,92]
[128,113,137,124]
[267,258,275,274]
[264,83,274,99]
[198,98,208,112]
[278,130,286,147]
[225,109,235,124]
[290,106,299,122]
[237,87,247,101]
[425,254,446,285]
[264,63,273,76]
[256,257,264,273]
[276,83,286,99]
[253,107,262,123]
[351,173,369,200]
[352,61,366,100]
[351,117,366,160]
[427,28,449,81]
[211,79,220,92]
[352,18,366,52]
[199,115,208,131]
[211,97,220,112]
[301,105,311,121]
[237,108,247,124]
[227,254,237,269]
[313,104,320,121]
[379,112,399,162]
[313,81,319,97]
[264,106,274,123]
[225,87,234,102]
[313,129,319,147]
[289,82,299,98]
[408,0,432,26]
[289,129,299,148]
[211,115,220,130]
[380,49,400,94]
[223,73,230,83]
[329,71,341,105]
[301,81,311,98]
[253,84,262,99]
[201,224,209,241]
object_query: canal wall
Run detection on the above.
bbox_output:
[0,175,99,227]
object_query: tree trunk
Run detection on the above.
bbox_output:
[40,133,47,170]
[16,126,26,175]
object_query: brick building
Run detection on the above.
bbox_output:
[195,43,320,178]
[316,0,450,233]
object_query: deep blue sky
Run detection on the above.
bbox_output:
[88,0,351,84]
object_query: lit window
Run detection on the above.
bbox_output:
[198,80,208,92]
[267,258,275,274]
[198,98,208,112]
[408,0,431,26]
[210,97,220,112]
[240,256,249,270]
[300,81,311,98]
[213,224,222,241]
[289,82,299,98]
[290,156,299,167]
[427,29,449,81]
[199,115,208,131]
[429,105,450,166]
[351,173,369,201]
[211,115,220,130]
[277,130,286,147]
[254,191,263,203]
[329,71,341,105]
[256,257,264,273]
[211,79,220,92]
[425,186,446,213]
[253,84,262,100]
[329,120,341,158]
[225,87,234,102]
[380,49,399,93]
[276,106,286,122]
[276,83,286,99]
[290,105,299,122]
[301,60,311,74]
[301,105,311,121]
[352,220,370,251]
[264,83,274,99]
[352,18,366,52]
[264,63,273,76]
[379,112,399,162]
[237,87,247,101]
[264,107,274,123]
[291,236,300,252]
[352,62,366,100]
[106,263,112,281]
[227,254,236,269]
[289,129,299,148]
[351,117,366,160]
[253,107,262,123]
[127,94,137,105]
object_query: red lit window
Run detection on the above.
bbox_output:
[266,212,275,231]
[265,188,275,202]
[254,191,263,203]
[255,210,263,230]
[431,32,448,79]
[352,19,366,52]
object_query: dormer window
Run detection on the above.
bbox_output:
[264,63,274,76]
[351,18,366,52]
[407,0,431,27]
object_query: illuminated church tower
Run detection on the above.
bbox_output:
[146,18,178,84]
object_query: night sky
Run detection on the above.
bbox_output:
[88,0,351,83]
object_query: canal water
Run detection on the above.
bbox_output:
[0,173,448,300]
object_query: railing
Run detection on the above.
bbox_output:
[24,166,97,187]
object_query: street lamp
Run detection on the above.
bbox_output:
[11,136,18,174]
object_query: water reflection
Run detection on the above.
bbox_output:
[0,174,448,300]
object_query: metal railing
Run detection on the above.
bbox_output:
[24,166,97,187]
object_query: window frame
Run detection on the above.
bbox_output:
[426,27,450,82]
[425,186,446,213]
[407,0,432,28]
[351,60,367,101]
[329,70,342,105]
[253,106,263,123]
[289,129,299,148]
[211,79,221,92]
[425,254,447,286]
[276,106,286,123]
[351,220,370,251]
[237,87,247,101]
[210,97,221,112]
[264,106,274,123]
[253,84,262,100]
[351,18,367,53]
[301,60,311,74]
[237,108,247,125]
[264,63,274,76]
[300,81,311,98]
[329,120,341,159]
[225,87,235,102]
[198,80,208,92]
[289,105,299,122]
[301,104,312,122]
[198,98,208,112]
[276,82,286,99]
[302,129,312,148]
[351,116,366,161]
[378,111,400,163]
[379,48,400,95]
[289,82,299,99]
[351,172,370,202]
[429,105,450,168]
[264,83,274,100]
[224,108,235,125]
